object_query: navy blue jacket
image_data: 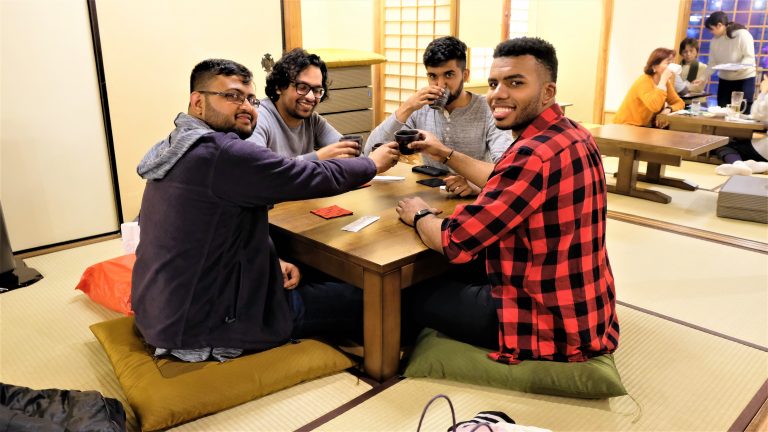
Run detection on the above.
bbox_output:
[132,132,375,350]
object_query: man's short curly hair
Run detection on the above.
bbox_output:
[265,48,329,103]
[423,36,467,69]
[190,59,252,92]
[493,37,558,83]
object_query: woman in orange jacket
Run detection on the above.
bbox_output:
[614,48,685,128]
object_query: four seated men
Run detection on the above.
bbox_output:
[133,37,621,371]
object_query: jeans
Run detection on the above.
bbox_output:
[288,268,363,343]
[401,261,499,350]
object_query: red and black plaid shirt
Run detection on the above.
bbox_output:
[441,104,619,364]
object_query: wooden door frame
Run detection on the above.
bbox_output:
[593,0,613,124]
[282,0,302,51]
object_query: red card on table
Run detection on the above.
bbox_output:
[311,205,353,219]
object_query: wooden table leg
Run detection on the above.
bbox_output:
[362,269,402,381]
[638,163,698,191]
[611,148,639,195]
[608,148,672,204]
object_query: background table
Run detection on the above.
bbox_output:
[658,112,766,164]
[591,124,728,203]
[659,112,766,140]
[268,162,469,380]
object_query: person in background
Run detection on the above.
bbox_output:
[704,11,756,112]
[716,74,768,175]
[396,37,619,364]
[613,48,684,128]
[673,38,707,96]
[247,48,360,160]
[132,58,400,362]
[365,36,512,197]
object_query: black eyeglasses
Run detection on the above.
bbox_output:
[291,81,325,98]
[197,90,261,107]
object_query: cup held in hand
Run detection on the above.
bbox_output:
[341,134,363,156]
[394,129,420,155]
[430,87,449,111]
[666,63,682,74]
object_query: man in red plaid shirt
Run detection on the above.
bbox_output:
[397,37,619,364]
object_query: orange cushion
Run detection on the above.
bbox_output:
[75,254,134,315]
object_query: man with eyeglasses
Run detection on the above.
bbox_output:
[365,36,512,197]
[132,59,400,362]
[247,48,358,160]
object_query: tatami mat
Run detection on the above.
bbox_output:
[317,305,768,432]
[170,373,371,431]
[607,218,768,348]
[602,157,768,243]
[0,239,372,431]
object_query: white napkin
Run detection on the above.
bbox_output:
[372,176,405,181]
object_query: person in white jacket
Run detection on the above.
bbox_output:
[704,11,756,111]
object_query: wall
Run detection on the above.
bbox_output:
[95,0,283,221]
[459,0,503,50]
[301,0,375,51]
[605,0,681,112]
[531,0,604,123]
[1,0,118,251]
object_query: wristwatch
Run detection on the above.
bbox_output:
[412,208,435,230]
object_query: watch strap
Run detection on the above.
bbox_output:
[413,209,434,230]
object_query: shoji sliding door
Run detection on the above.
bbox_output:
[1,0,119,251]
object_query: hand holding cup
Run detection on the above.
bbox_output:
[394,129,422,155]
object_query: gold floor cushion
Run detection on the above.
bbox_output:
[90,317,355,431]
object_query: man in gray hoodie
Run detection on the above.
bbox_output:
[246,48,360,160]
[133,59,399,362]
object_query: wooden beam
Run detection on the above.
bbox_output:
[675,0,692,61]
[501,0,510,41]
[592,0,613,124]
[282,0,302,51]
[451,0,459,36]
[373,0,384,125]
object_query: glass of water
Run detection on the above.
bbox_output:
[690,100,701,115]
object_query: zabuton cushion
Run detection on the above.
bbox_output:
[90,317,355,431]
[403,328,627,399]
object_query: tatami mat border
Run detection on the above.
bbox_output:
[607,210,768,254]
[617,300,768,352]
[296,376,403,431]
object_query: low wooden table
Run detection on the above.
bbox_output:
[268,163,468,381]
[591,124,728,203]
[658,112,766,164]
[658,112,766,140]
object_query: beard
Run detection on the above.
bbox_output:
[204,99,254,139]
[496,93,542,132]
[284,97,316,121]
[445,81,464,106]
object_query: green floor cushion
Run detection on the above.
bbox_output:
[403,328,626,399]
[90,317,355,431]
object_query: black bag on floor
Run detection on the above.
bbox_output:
[0,382,126,431]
